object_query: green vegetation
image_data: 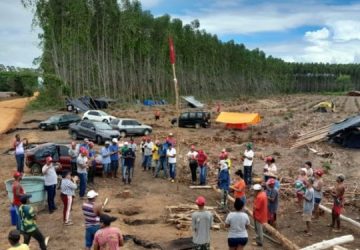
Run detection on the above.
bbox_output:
[0,70,38,96]
[20,0,360,102]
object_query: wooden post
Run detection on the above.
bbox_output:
[212,186,300,250]
[300,235,354,250]
[319,204,360,229]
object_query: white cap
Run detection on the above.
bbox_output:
[253,184,262,191]
[124,141,129,145]
[112,138,118,143]
[169,132,173,136]
[300,168,307,174]
[84,138,89,142]
[222,148,226,152]
[87,190,98,199]
[105,141,111,145]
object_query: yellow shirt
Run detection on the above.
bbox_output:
[7,244,30,250]
[225,159,232,169]
[152,145,159,160]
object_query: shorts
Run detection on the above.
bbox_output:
[228,237,248,247]
[302,213,312,222]
[296,192,304,201]
[85,225,100,247]
[314,198,321,204]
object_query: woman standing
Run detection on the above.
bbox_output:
[225,198,250,250]
[313,169,324,219]
[263,156,277,182]
[187,145,198,184]
[60,171,77,225]
[230,170,246,205]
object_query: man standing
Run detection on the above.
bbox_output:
[42,156,59,213]
[266,178,279,228]
[12,172,25,231]
[93,214,124,250]
[329,174,345,232]
[303,178,315,236]
[152,140,160,175]
[167,143,177,183]
[121,142,129,182]
[143,137,153,171]
[242,143,254,187]
[252,184,267,247]
[68,141,79,176]
[19,194,47,250]
[187,145,198,184]
[155,141,168,178]
[87,142,96,184]
[82,190,102,250]
[7,229,30,250]
[191,196,213,250]
[218,160,230,210]
[13,134,27,173]
[197,150,208,185]
[101,141,111,177]
[109,138,119,178]
[77,148,89,199]
[123,147,135,184]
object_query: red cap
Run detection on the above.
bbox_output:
[267,178,276,186]
[46,156,52,163]
[13,171,21,178]
[265,156,273,162]
[195,196,206,206]
[314,169,324,177]
[89,142,94,147]
[191,145,195,150]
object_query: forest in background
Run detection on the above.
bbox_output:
[14,0,360,102]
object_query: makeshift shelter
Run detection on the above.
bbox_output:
[216,112,261,130]
[329,115,360,148]
[181,96,204,108]
[65,96,115,112]
[143,99,166,106]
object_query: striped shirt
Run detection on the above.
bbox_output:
[83,201,100,228]
[61,178,77,196]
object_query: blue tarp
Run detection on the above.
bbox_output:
[143,99,167,106]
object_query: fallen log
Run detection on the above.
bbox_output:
[300,235,354,250]
[189,185,212,189]
[212,186,300,250]
[319,204,360,230]
[333,246,348,250]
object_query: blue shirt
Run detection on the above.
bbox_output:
[266,188,279,214]
[109,144,119,161]
[218,168,230,191]
[101,147,111,164]
[303,187,315,214]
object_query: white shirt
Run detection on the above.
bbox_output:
[42,164,58,186]
[15,141,25,155]
[187,150,198,160]
[225,212,250,238]
[144,142,154,156]
[243,149,254,166]
[307,168,313,177]
[167,148,177,164]
[264,163,277,176]
[77,155,88,174]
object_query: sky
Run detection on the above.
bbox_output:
[1,0,360,67]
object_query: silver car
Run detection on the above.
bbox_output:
[110,118,152,137]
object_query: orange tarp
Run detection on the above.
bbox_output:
[216,112,261,125]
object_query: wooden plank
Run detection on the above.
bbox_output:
[189,185,212,189]
[300,235,354,250]
[291,133,328,149]
[333,246,348,250]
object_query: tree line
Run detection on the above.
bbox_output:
[21,0,360,102]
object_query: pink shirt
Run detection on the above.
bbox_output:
[94,227,123,250]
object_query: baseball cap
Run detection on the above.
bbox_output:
[84,138,89,142]
[13,171,22,178]
[222,148,226,152]
[87,190,99,199]
[100,214,117,225]
[191,145,195,150]
[253,184,262,191]
[266,178,276,186]
[169,132,173,136]
[246,143,253,149]
[105,141,111,145]
[124,141,129,145]
[8,229,21,242]
[195,196,206,206]
[112,138,118,143]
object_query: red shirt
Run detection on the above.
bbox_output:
[253,191,268,224]
[12,181,24,207]
[197,152,208,166]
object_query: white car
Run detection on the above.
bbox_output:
[110,118,152,137]
[82,110,116,123]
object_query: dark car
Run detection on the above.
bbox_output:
[25,143,103,175]
[69,120,120,144]
[39,114,81,130]
[171,111,211,128]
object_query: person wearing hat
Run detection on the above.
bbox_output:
[303,178,315,236]
[82,190,102,250]
[266,178,279,228]
[167,143,177,183]
[142,137,154,171]
[60,171,78,226]
[218,160,230,210]
[42,156,60,213]
[231,170,247,205]
[263,156,277,182]
[252,184,267,247]
[191,196,213,250]
[13,134,28,173]
[93,214,124,250]
[329,174,345,232]
[152,140,161,175]
[12,171,25,230]
[196,149,208,185]
[166,132,176,146]
[19,194,47,250]
[225,198,250,250]
[7,229,29,250]
[101,141,112,177]
[313,169,324,219]
[110,138,120,178]
[77,147,89,198]
[242,143,254,186]
[187,145,198,184]
[68,141,79,176]
[123,145,136,184]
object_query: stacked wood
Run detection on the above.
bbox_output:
[291,125,331,149]
[166,204,222,231]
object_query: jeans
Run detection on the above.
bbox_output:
[143,155,152,170]
[243,165,252,186]
[155,158,168,178]
[15,154,25,173]
[111,160,119,176]
[15,205,22,231]
[85,225,100,248]
[254,220,264,246]
[78,173,87,198]
[169,163,176,179]
[221,189,229,208]
[199,166,207,185]
[23,228,47,250]
[124,165,134,184]
[189,161,198,182]
[103,163,111,175]
[44,184,56,212]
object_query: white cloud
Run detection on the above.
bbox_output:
[139,0,162,8]
[331,20,360,41]
[305,28,330,42]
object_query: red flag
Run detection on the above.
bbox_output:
[169,37,176,65]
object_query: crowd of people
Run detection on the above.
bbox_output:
[8,133,347,250]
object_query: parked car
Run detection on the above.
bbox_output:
[69,120,120,144]
[82,110,116,123]
[171,111,211,128]
[25,143,102,175]
[39,114,81,130]
[110,118,152,137]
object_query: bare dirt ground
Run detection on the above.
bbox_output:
[0,94,360,250]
